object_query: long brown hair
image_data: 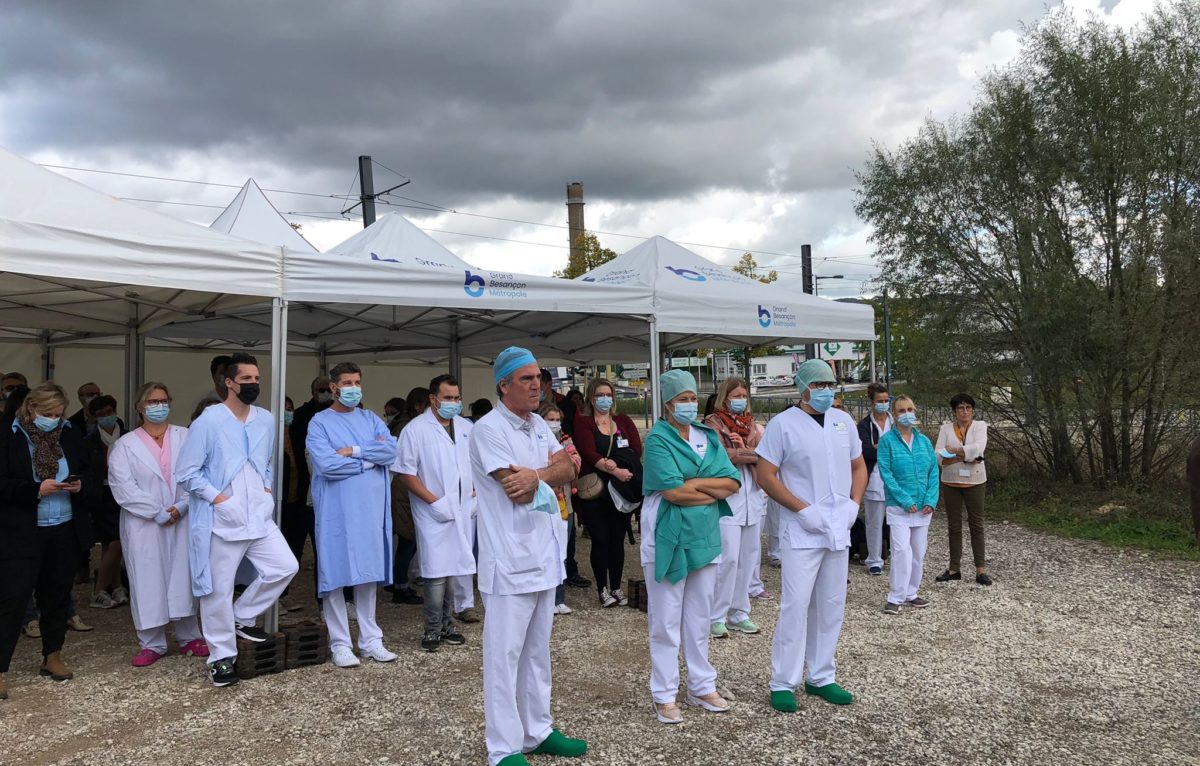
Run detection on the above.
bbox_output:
[581,378,615,417]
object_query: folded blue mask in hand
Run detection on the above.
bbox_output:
[527,480,558,515]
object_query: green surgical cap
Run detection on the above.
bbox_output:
[659,369,697,403]
[793,359,836,390]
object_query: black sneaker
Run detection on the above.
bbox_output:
[565,574,592,589]
[867,566,883,576]
[440,630,466,646]
[882,602,901,615]
[234,624,269,642]
[905,597,930,608]
[934,570,961,582]
[392,588,424,605]
[420,631,441,652]
[975,573,993,586]
[209,658,239,687]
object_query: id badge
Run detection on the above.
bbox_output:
[958,467,972,478]
[616,437,630,449]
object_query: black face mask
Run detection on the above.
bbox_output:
[234,383,260,405]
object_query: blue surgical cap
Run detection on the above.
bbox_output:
[494,346,537,384]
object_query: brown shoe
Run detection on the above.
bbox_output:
[39,651,73,682]
[455,607,482,624]
[0,672,8,700]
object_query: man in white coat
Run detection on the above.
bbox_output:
[307,362,399,668]
[176,353,299,688]
[393,374,476,652]
[755,359,867,712]
[470,347,586,766]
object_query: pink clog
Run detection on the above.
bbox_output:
[131,649,164,667]
[179,639,210,658]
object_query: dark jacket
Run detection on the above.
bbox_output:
[290,397,331,502]
[83,424,129,519]
[67,409,125,439]
[0,420,95,558]
[572,413,643,477]
[857,414,891,476]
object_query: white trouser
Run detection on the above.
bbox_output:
[770,547,848,691]
[864,499,886,568]
[323,583,384,652]
[135,616,201,654]
[766,503,781,562]
[887,524,929,604]
[644,562,719,704]
[200,526,298,664]
[482,588,555,766]
[713,523,759,625]
[453,574,475,612]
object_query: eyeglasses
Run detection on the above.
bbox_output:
[146,399,171,406]
[809,382,836,390]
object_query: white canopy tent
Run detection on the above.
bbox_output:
[0,146,286,424]
[209,178,318,254]
[160,213,657,368]
[578,236,876,412]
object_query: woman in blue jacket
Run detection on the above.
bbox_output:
[874,395,939,614]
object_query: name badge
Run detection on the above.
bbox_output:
[958,467,972,478]
[834,422,847,431]
[616,437,630,449]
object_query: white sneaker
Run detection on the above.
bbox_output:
[554,603,573,615]
[346,602,358,622]
[361,644,397,663]
[330,646,361,668]
[90,591,116,609]
[599,588,618,608]
[112,586,130,606]
[612,589,629,607]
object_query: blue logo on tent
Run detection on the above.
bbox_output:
[665,266,706,282]
[582,276,596,282]
[464,270,486,297]
[370,252,400,264]
[758,305,772,328]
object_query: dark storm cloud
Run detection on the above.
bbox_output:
[0,0,1051,209]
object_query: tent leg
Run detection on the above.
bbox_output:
[40,331,54,383]
[449,319,462,381]
[266,297,288,635]
[124,305,142,425]
[870,341,876,383]
[648,320,661,420]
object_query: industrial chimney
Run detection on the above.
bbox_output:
[566,182,585,264]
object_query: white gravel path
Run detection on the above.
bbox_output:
[2,516,1197,766]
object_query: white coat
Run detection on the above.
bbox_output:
[755,407,863,551]
[107,426,196,631]
[393,408,477,579]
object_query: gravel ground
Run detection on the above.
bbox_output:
[2,516,1198,766]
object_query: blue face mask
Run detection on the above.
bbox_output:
[874,402,891,414]
[437,401,463,420]
[34,415,61,433]
[897,412,918,427]
[671,402,699,425]
[97,414,119,430]
[144,404,170,424]
[594,396,613,413]
[728,398,748,414]
[529,481,558,515]
[283,410,294,427]
[807,388,835,414]
[337,386,363,407]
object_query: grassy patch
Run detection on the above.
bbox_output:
[986,476,1199,561]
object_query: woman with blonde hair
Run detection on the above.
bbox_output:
[572,378,643,608]
[0,383,93,699]
[703,377,766,638]
[108,382,207,666]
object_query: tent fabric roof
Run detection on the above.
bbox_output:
[0,147,282,339]
[578,236,875,348]
[209,178,318,253]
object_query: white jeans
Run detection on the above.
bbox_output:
[482,589,555,766]
[453,574,475,612]
[135,616,202,654]
[644,562,719,704]
[887,524,929,604]
[770,547,848,691]
[323,583,384,652]
[199,526,298,664]
[864,499,886,569]
[713,523,759,625]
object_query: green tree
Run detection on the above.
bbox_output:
[856,1,1200,486]
[731,252,778,283]
[554,232,617,279]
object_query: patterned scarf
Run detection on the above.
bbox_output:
[715,408,758,446]
[20,415,65,480]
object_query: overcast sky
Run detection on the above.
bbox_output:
[0,0,1154,297]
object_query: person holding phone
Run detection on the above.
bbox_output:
[0,382,94,700]
[934,393,992,586]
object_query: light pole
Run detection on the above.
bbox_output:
[813,275,844,359]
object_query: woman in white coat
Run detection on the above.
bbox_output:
[107,382,206,666]
[703,377,766,638]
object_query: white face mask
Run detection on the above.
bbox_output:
[547,420,562,434]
